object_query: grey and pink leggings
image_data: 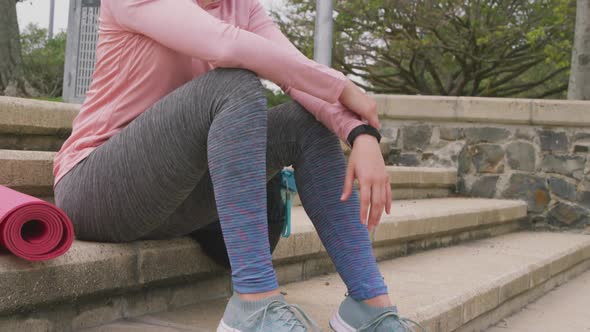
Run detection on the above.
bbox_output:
[54,68,388,300]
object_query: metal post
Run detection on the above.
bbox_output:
[314,0,333,66]
[48,0,55,39]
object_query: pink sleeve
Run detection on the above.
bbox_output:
[247,0,365,145]
[104,0,346,104]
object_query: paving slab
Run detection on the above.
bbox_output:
[85,232,590,332]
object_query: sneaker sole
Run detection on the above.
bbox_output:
[329,311,356,332]
[217,320,242,332]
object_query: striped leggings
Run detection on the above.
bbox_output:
[54,68,388,300]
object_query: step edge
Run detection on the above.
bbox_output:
[409,239,590,331]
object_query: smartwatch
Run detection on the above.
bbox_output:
[347,124,382,147]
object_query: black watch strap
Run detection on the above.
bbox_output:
[347,124,382,147]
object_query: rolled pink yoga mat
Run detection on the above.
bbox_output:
[0,185,74,261]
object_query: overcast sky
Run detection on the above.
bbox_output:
[17,0,281,33]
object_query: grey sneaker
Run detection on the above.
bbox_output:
[217,292,321,332]
[329,296,425,332]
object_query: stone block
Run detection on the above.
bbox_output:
[402,125,432,150]
[547,202,588,226]
[538,130,568,152]
[470,176,499,198]
[548,176,576,201]
[506,141,535,171]
[379,137,394,157]
[471,144,505,173]
[576,190,590,210]
[439,127,463,140]
[425,141,464,168]
[514,128,536,140]
[541,154,585,177]
[573,141,590,153]
[388,152,420,166]
[503,174,549,213]
[458,145,472,174]
[573,132,590,142]
[464,127,511,144]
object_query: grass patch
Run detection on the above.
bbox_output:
[34,96,63,103]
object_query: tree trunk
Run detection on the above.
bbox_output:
[568,0,590,100]
[0,0,36,97]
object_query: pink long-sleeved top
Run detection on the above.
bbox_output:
[52,0,365,189]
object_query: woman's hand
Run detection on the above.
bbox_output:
[338,79,381,130]
[340,135,392,231]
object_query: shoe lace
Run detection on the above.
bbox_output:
[357,310,426,332]
[243,300,321,332]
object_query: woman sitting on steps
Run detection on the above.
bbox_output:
[52,0,421,331]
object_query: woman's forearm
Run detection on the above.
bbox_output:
[105,0,346,103]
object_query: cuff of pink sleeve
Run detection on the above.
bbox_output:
[341,118,367,147]
[318,101,366,146]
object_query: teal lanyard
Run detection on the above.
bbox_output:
[280,169,297,238]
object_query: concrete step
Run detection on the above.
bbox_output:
[0,198,525,331]
[487,267,590,332]
[0,150,457,200]
[0,150,55,197]
[80,231,590,332]
[0,149,456,201]
[0,97,78,151]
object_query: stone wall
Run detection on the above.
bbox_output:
[375,95,590,228]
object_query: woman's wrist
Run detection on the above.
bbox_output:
[352,134,378,147]
[347,124,382,148]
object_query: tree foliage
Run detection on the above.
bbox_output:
[20,23,66,98]
[0,0,37,96]
[274,0,576,98]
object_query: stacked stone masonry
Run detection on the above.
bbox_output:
[375,95,590,228]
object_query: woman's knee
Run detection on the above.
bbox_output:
[195,68,266,107]
[285,101,340,145]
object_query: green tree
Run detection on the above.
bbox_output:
[274,0,576,99]
[20,23,66,98]
[0,0,37,96]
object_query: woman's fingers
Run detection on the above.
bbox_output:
[339,80,380,129]
[360,181,371,225]
[386,179,392,214]
[368,183,383,231]
[340,159,355,201]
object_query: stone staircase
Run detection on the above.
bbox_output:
[0,96,588,332]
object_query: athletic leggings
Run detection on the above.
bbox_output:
[54,68,388,300]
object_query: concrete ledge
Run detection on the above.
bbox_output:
[388,166,456,188]
[375,94,590,127]
[274,198,526,261]
[0,150,55,196]
[5,95,590,139]
[0,149,457,198]
[0,97,78,136]
[0,197,525,317]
